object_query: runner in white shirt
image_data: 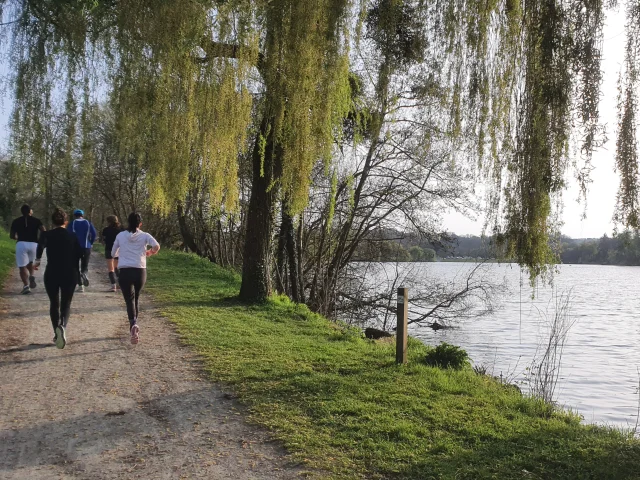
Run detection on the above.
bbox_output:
[111,212,160,344]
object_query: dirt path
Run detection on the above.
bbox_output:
[0,257,300,479]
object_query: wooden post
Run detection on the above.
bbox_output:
[396,287,408,364]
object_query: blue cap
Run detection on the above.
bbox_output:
[73,209,84,216]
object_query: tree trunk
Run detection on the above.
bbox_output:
[275,200,300,302]
[283,210,300,303]
[177,202,205,258]
[275,203,287,295]
[239,117,281,302]
[296,216,306,303]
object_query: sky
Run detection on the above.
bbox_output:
[443,7,628,239]
[0,7,630,239]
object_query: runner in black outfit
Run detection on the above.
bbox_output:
[102,215,124,292]
[10,204,45,294]
[35,208,82,349]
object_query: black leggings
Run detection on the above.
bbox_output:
[44,277,76,332]
[78,248,91,284]
[118,268,147,327]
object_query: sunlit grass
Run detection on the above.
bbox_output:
[0,229,15,286]
[143,249,640,478]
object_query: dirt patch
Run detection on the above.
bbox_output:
[0,258,302,479]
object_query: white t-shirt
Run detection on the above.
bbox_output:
[111,230,160,268]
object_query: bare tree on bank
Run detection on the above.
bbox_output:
[527,290,576,405]
[335,262,508,331]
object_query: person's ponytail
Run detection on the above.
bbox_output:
[127,212,142,233]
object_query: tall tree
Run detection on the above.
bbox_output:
[2,0,351,302]
[0,0,614,301]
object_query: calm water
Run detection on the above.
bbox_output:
[367,262,640,428]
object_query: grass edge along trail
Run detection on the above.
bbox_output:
[0,242,618,479]
[0,229,15,289]
[0,240,637,478]
[146,250,640,479]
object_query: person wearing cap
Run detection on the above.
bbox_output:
[9,204,45,294]
[69,209,97,292]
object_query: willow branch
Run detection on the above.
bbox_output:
[197,38,265,76]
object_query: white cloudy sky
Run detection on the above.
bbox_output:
[0,7,630,239]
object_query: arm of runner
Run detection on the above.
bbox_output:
[35,232,47,268]
[145,233,160,257]
[89,222,97,244]
[111,235,120,259]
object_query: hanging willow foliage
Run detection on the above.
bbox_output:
[261,0,351,214]
[1,0,616,282]
[3,0,351,216]
[385,0,606,280]
[5,0,254,214]
[502,0,606,279]
[434,0,606,280]
[614,1,640,228]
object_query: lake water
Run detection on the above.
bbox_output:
[362,262,640,428]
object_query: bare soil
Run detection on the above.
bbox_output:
[0,258,301,479]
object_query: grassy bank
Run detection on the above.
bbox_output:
[0,229,15,286]
[146,250,640,479]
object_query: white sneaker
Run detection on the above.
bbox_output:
[130,324,140,345]
[111,284,117,292]
[77,285,84,293]
[55,325,66,349]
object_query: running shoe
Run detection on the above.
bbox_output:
[55,325,66,349]
[81,272,89,287]
[130,324,140,345]
[77,285,85,293]
[111,284,117,292]
[20,285,30,295]
[29,275,36,289]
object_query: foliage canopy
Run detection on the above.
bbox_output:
[0,0,627,280]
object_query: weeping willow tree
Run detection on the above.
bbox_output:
[505,0,606,278]
[0,0,618,301]
[615,0,640,228]
[340,0,607,284]
[238,0,351,301]
[2,0,352,301]
[437,0,607,280]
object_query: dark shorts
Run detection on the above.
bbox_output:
[105,249,118,260]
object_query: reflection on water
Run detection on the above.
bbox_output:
[367,262,640,427]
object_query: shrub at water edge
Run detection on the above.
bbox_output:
[424,342,470,369]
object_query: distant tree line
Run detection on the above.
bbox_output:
[559,232,640,266]
[348,229,494,262]
[351,230,640,267]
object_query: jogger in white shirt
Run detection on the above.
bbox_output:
[111,213,160,344]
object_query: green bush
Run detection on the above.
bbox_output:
[424,342,469,369]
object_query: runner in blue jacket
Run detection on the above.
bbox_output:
[70,209,97,292]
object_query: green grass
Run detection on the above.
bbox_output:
[0,229,16,286]
[146,249,640,479]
